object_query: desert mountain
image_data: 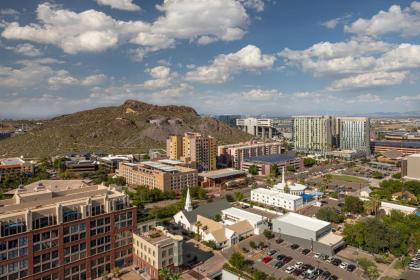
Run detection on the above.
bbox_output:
[0,100,251,158]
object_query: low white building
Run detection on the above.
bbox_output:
[379,201,417,215]
[221,207,269,234]
[272,167,307,195]
[251,188,303,211]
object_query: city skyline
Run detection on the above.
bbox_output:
[1,0,420,118]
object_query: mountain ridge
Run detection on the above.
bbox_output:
[0,100,251,158]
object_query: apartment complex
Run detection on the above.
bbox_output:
[401,154,420,181]
[218,141,284,169]
[293,116,334,154]
[0,180,136,280]
[0,158,35,181]
[166,133,217,172]
[293,116,371,155]
[236,118,278,139]
[133,226,183,280]
[336,117,370,154]
[117,161,197,192]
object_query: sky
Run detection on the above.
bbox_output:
[0,0,420,118]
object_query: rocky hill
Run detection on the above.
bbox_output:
[0,100,251,158]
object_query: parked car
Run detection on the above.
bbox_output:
[285,266,295,273]
[339,262,348,269]
[302,248,311,255]
[321,271,331,279]
[274,261,284,269]
[262,256,273,264]
[314,253,321,259]
[347,264,356,272]
[267,249,277,256]
[283,256,293,264]
[276,254,286,261]
[295,261,303,268]
[321,254,329,261]
[328,275,338,280]
[275,238,284,244]
[291,244,300,250]
[242,247,249,253]
[292,268,303,276]
[326,256,333,263]
[331,258,342,266]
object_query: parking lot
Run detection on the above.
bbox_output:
[224,235,364,280]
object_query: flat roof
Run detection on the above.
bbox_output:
[408,153,420,158]
[239,207,280,219]
[141,161,180,172]
[318,232,344,246]
[252,187,303,200]
[222,207,264,224]
[372,141,420,148]
[158,159,184,165]
[245,153,298,163]
[274,212,330,232]
[380,201,417,213]
[0,158,24,166]
[198,168,246,179]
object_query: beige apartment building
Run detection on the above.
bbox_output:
[218,141,284,169]
[293,116,334,154]
[117,161,198,192]
[402,153,420,181]
[0,158,35,181]
[166,132,217,172]
[133,226,183,279]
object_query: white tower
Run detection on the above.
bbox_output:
[184,187,193,212]
[282,166,285,185]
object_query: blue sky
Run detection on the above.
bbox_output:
[0,0,420,118]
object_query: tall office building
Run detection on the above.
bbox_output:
[166,133,217,172]
[337,117,370,155]
[293,116,334,154]
[0,180,136,280]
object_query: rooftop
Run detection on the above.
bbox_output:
[180,199,231,224]
[252,187,303,200]
[274,212,330,232]
[226,220,253,235]
[373,141,420,148]
[408,153,420,158]
[198,168,246,179]
[139,227,183,245]
[0,157,25,166]
[245,153,298,163]
[222,207,265,224]
[318,232,344,246]
[157,159,184,165]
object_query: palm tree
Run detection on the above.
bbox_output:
[170,272,182,280]
[159,268,172,280]
[195,221,202,240]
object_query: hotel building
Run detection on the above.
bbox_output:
[0,158,35,182]
[117,161,197,192]
[0,180,136,280]
[166,133,217,172]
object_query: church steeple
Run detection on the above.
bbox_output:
[282,166,285,185]
[184,187,193,212]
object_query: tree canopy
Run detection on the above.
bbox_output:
[316,207,344,223]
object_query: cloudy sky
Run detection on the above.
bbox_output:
[1,0,420,118]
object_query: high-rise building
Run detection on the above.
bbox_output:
[293,116,334,154]
[0,180,136,280]
[337,117,370,155]
[166,135,183,160]
[166,133,217,172]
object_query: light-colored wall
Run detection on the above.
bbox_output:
[407,155,420,180]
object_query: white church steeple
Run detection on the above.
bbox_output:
[184,187,193,212]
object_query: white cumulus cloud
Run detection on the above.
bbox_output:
[96,0,141,11]
[186,45,275,83]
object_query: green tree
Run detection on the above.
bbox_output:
[316,207,344,223]
[367,266,379,280]
[234,191,245,202]
[248,165,259,175]
[249,241,257,249]
[195,221,202,240]
[287,165,296,172]
[392,173,401,179]
[270,164,279,177]
[343,196,364,214]
[263,229,274,239]
[303,158,316,167]
[229,252,245,270]
[372,171,384,179]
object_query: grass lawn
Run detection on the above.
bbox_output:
[330,174,368,184]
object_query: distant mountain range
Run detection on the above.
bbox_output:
[0,100,252,158]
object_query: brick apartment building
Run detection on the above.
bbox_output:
[0,180,136,280]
